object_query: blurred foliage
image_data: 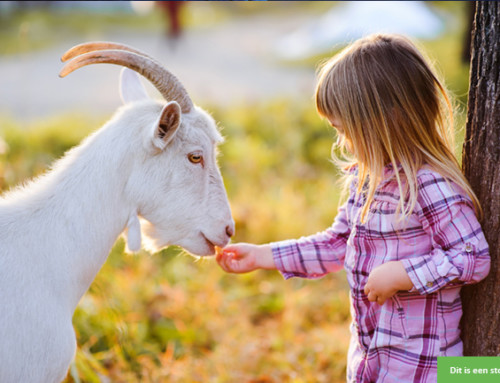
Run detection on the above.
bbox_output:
[213,99,342,244]
[0,113,98,190]
[0,4,162,55]
[0,2,331,56]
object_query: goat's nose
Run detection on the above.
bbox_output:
[226,224,234,238]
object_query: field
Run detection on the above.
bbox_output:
[0,2,471,382]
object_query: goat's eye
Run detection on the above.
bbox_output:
[188,152,203,164]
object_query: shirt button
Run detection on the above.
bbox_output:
[465,244,473,253]
[426,281,434,288]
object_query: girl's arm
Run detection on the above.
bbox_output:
[217,202,351,278]
[400,172,490,295]
[216,243,275,274]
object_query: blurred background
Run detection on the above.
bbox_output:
[0,2,473,382]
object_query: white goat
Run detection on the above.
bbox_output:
[0,42,234,383]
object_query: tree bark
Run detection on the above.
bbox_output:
[461,1,500,356]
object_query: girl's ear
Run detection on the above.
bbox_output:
[120,68,149,105]
[152,101,181,151]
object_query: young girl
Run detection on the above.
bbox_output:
[216,34,490,382]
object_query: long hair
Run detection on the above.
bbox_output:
[315,33,481,222]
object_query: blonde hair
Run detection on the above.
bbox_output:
[315,34,481,222]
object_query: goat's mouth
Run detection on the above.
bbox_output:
[200,232,216,255]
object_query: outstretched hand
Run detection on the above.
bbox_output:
[216,243,275,274]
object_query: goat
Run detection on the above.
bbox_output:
[0,42,235,383]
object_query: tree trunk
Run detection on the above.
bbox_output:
[461,1,500,356]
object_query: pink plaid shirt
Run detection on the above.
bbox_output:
[271,166,490,382]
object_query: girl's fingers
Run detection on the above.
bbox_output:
[367,291,388,305]
[365,282,392,305]
[216,247,242,273]
[215,247,232,272]
[215,243,258,274]
[367,291,377,302]
[226,245,247,260]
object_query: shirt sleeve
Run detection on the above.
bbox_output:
[271,202,350,280]
[401,172,490,295]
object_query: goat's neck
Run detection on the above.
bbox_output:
[20,124,136,312]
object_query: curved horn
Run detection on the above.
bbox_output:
[60,44,193,113]
[61,41,154,63]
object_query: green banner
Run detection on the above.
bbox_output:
[438,357,500,382]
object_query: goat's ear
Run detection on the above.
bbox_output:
[120,68,149,105]
[152,101,181,150]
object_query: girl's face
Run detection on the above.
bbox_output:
[328,116,343,134]
[328,117,352,153]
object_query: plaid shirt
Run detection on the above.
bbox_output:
[271,166,490,382]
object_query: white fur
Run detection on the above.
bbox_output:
[126,212,142,252]
[0,69,234,382]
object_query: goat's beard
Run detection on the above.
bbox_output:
[139,218,193,254]
[140,219,167,253]
[121,217,163,254]
[139,218,214,257]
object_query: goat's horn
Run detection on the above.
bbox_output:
[60,47,193,113]
[61,41,154,63]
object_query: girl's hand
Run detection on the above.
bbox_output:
[215,243,275,274]
[364,261,414,305]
